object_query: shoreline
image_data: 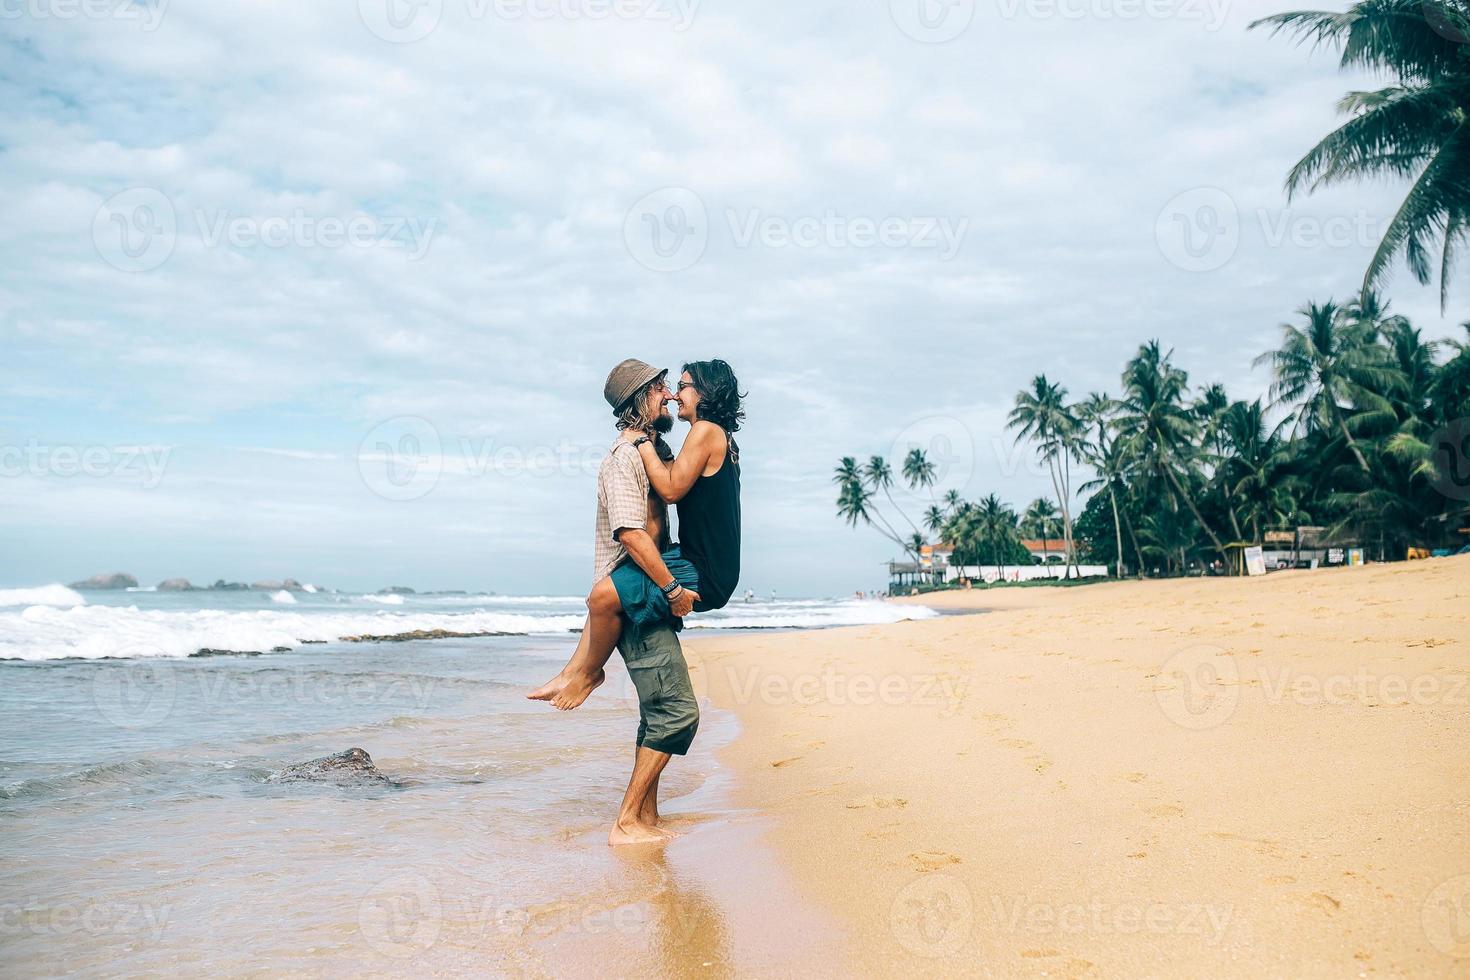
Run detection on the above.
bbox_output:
[687,558,1470,975]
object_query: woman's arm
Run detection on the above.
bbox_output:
[637,421,724,503]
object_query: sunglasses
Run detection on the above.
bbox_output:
[676,380,697,394]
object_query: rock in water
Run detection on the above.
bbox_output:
[157,578,196,591]
[68,572,138,590]
[269,748,392,786]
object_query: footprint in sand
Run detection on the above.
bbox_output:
[845,795,908,809]
[1120,772,1147,783]
[1128,851,1147,859]
[1298,892,1341,913]
[999,738,1032,749]
[909,850,961,872]
[770,757,801,768]
[1144,804,1185,818]
[1265,874,1297,885]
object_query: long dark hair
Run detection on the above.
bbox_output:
[682,359,745,433]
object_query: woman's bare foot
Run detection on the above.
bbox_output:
[551,668,604,710]
[608,819,670,846]
[525,671,569,701]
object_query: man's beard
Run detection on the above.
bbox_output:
[651,413,674,434]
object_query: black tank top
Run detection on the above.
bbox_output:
[678,436,741,611]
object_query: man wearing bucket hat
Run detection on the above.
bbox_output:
[527,357,704,845]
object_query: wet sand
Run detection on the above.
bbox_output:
[686,558,1470,977]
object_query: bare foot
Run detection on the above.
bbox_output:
[608,819,670,846]
[525,671,569,702]
[551,669,604,710]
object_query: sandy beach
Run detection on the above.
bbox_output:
[687,558,1470,977]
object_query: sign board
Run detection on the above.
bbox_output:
[1325,547,1345,566]
[1348,548,1364,566]
[1244,546,1267,576]
[1263,530,1294,543]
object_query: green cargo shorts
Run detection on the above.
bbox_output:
[617,622,699,756]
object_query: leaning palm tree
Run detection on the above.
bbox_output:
[866,455,923,537]
[1253,300,1396,473]
[1252,0,1470,307]
[834,457,918,560]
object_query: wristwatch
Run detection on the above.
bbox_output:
[631,436,651,449]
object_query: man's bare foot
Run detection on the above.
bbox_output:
[551,669,604,710]
[608,819,670,846]
[525,671,569,702]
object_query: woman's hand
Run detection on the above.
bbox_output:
[668,586,699,618]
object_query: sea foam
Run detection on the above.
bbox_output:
[0,585,87,608]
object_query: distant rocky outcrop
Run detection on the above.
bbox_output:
[268,748,393,786]
[68,572,138,590]
[157,578,197,592]
[208,580,250,591]
[251,579,305,592]
[378,585,416,595]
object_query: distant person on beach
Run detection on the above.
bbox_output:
[526,357,744,845]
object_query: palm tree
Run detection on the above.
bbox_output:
[866,455,923,537]
[1075,392,1131,576]
[1117,341,1231,564]
[1007,375,1080,576]
[923,504,947,535]
[1253,300,1394,473]
[902,448,938,499]
[977,493,1020,579]
[1252,0,1470,307]
[834,457,919,561]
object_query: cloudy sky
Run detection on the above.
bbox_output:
[0,0,1460,595]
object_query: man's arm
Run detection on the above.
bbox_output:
[634,422,723,503]
[616,527,698,617]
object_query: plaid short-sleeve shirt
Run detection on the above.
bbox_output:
[594,438,651,584]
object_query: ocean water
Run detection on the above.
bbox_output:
[0,587,931,975]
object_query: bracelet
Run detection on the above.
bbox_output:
[660,580,681,597]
